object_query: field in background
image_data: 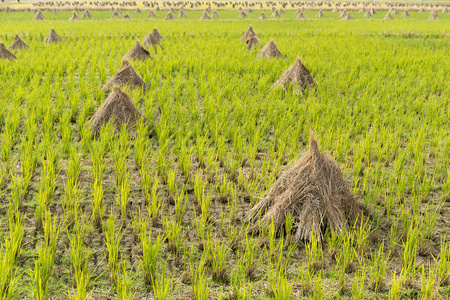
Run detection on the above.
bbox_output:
[1,9,450,299]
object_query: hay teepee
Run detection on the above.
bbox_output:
[428,11,438,20]
[212,10,220,18]
[103,59,147,91]
[257,40,283,59]
[0,43,16,60]
[259,12,267,20]
[238,11,247,18]
[240,25,258,42]
[402,10,410,17]
[124,40,151,61]
[165,12,175,19]
[296,12,306,20]
[271,10,280,17]
[152,28,163,42]
[275,57,316,89]
[247,135,364,243]
[81,10,91,18]
[69,12,80,20]
[199,11,211,20]
[45,29,62,43]
[383,12,394,20]
[34,10,44,20]
[143,32,163,50]
[148,10,156,18]
[246,32,260,50]
[342,13,354,20]
[364,11,373,17]
[8,34,29,50]
[90,86,144,136]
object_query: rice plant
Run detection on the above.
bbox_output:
[140,223,164,286]
[104,212,123,285]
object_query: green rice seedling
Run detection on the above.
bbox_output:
[194,214,208,251]
[388,272,403,300]
[365,243,390,291]
[284,212,294,245]
[166,169,177,202]
[173,188,187,222]
[1,132,14,163]
[34,190,49,231]
[104,212,123,285]
[133,119,149,170]
[354,217,373,255]
[35,160,58,230]
[19,140,35,189]
[7,212,24,264]
[115,258,135,299]
[193,170,206,203]
[433,239,450,286]
[215,172,232,203]
[419,204,440,241]
[351,269,366,300]
[226,222,240,251]
[147,175,163,226]
[402,222,419,282]
[156,142,170,182]
[67,148,81,183]
[68,220,91,282]
[305,229,323,274]
[209,239,230,282]
[191,259,209,300]
[112,144,130,187]
[298,262,313,295]
[311,273,324,299]
[228,187,238,222]
[139,167,152,203]
[199,191,212,224]
[60,111,73,154]
[63,179,80,226]
[267,267,293,299]
[140,224,164,286]
[195,135,207,169]
[163,218,183,256]
[420,262,436,299]
[130,209,145,241]
[30,213,62,300]
[97,122,115,156]
[389,218,401,255]
[334,232,356,290]
[230,259,246,299]
[151,262,175,300]
[91,178,105,228]
[178,144,192,181]
[116,173,130,218]
[275,238,296,274]
[90,147,106,182]
[80,126,92,154]
[68,270,93,300]
[243,236,258,279]
[9,173,26,213]
[0,248,21,299]
[0,216,23,300]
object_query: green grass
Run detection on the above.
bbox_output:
[0,8,449,299]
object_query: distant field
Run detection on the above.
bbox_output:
[0,7,450,300]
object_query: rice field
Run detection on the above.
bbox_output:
[1,3,450,299]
